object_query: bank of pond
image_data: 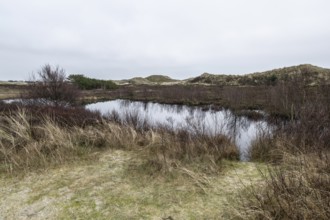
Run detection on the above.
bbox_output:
[86,99,270,160]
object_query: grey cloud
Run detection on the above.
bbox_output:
[1,0,330,80]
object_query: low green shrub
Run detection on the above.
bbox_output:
[68,74,118,90]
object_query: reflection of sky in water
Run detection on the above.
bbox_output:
[86,99,268,160]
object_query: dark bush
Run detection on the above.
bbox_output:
[68,74,118,90]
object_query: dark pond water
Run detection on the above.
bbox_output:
[86,99,269,160]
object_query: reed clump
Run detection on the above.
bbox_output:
[106,109,239,172]
[145,127,239,173]
[0,105,239,174]
[0,109,145,173]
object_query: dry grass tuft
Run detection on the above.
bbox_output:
[0,107,239,175]
[237,152,330,219]
[0,109,86,173]
[142,126,239,173]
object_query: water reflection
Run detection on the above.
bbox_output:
[86,99,268,160]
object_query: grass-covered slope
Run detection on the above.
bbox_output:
[129,77,153,84]
[188,64,330,86]
[145,75,178,83]
[115,75,179,85]
[113,64,330,86]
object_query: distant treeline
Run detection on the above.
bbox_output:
[68,74,117,90]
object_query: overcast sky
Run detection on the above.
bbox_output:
[1,0,330,80]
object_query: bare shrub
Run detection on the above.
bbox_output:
[24,64,80,107]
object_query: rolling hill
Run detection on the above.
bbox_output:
[114,75,179,85]
[113,64,330,86]
[187,64,330,86]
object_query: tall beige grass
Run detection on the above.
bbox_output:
[0,108,239,174]
[0,110,82,173]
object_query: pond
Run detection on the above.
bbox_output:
[86,99,269,160]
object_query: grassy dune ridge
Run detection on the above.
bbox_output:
[110,64,330,86]
[114,74,179,85]
[188,64,330,86]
